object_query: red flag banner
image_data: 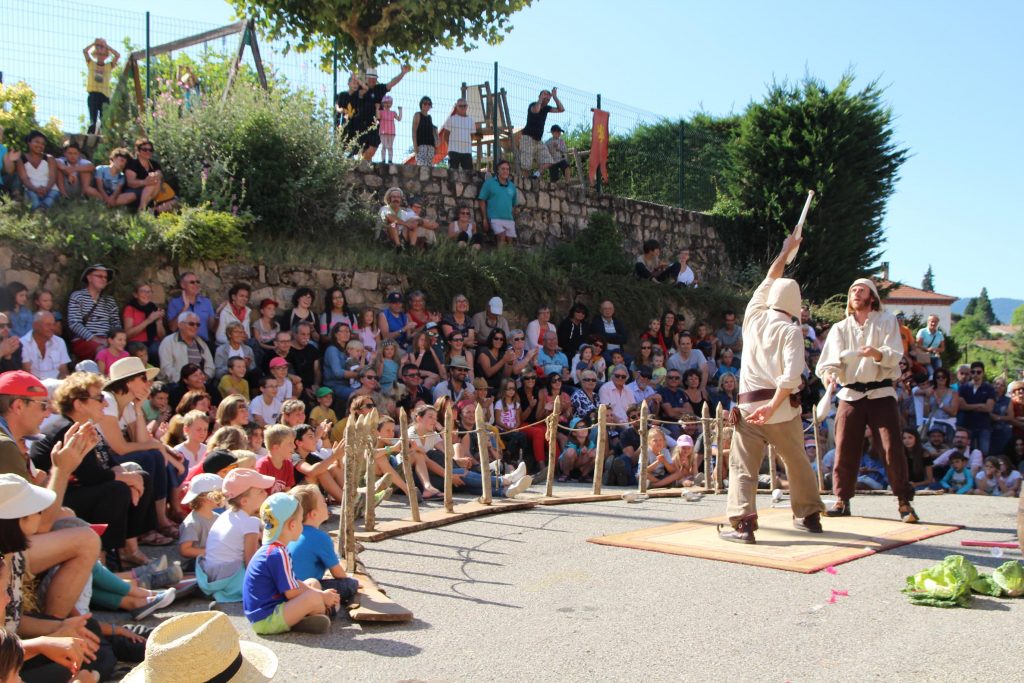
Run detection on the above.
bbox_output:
[589,108,609,184]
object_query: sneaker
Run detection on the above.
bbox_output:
[506,475,533,499]
[172,578,199,601]
[208,600,222,612]
[718,515,757,544]
[793,512,823,533]
[136,562,184,590]
[130,588,176,621]
[374,487,393,507]
[292,614,331,634]
[500,462,527,487]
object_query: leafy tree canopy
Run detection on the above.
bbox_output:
[713,72,908,302]
[230,0,534,71]
[1010,304,1024,328]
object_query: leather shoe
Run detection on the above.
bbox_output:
[793,512,823,533]
[718,515,757,544]
[898,503,919,524]
[823,500,851,517]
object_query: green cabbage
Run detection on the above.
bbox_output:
[903,555,976,608]
[992,560,1024,597]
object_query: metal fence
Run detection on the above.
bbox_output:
[1,0,726,211]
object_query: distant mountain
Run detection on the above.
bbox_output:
[951,298,1023,324]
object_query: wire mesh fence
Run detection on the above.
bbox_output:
[1,0,729,211]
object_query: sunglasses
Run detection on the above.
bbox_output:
[523,376,537,380]
[182,321,200,327]
[550,378,563,383]
[641,345,652,350]
[613,374,628,379]
[971,370,984,375]
[138,146,154,152]
[451,337,464,342]
[581,378,597,383]
[364,375,378,380]
[0,323,9,329]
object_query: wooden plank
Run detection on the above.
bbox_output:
[534,492,622,506]
[245,20,269,90]
[346,499,535,542]
[129,21,247,61]
[348,572,413,623]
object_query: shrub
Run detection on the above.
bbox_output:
[0,82,65,153]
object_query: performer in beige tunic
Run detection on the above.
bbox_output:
[815,278,917,523]
[720,235,825,544]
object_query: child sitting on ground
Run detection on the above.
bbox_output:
[243,492,342,635]
[174,409,209,471]
[199,468,275,603]
[309,387,338,427]
[179,473,224,573]
[292,424,345,504]
[287,485,361,602]
[95,328,128,375]
[218,356,251,400]
[939,452,974,494]
[970,456,1002,496]
[246,422,268,458]
[257,424,296,494]
[557,416,596,483]
[996,456,1021,497]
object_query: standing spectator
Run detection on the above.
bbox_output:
[525,305,557,352]
[376,95,402,164]
[83,38,120,133]
[959,361,995,455]
[411,96,437,166]
[122,281,166,361]
[471,297,510,341]
[588,300,627,351]
[334,74,361,138]
[715,311,744,359]
[167,271,217,343]
[520,88,565,177]
[440,98,480,171]
[19,312,69,380]
[894,310,916,356]
[215,283,252,346]
[67,263,121,361]
[916,315,945,377]
[158,311,215,383]
[990,377,1013,457]
[16,131,59,210]
[356,66,411,162]
[545,125,569,182]
[557,302,589,360]
[478,159,519,246]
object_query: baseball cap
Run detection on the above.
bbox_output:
[201,449,238,475]
[488,296,503,315]
[0,473,57,519]
[260,493,299,544]
[268,357,288,369]
[0,370,48,398]
[678,434,694,448]
[222,468,275,499]
[386,292,403,304]
[382,95,393,103]
[75,359,100,374]
[315,386,334,399]
[181,473,223,505]
[550,124,563,133]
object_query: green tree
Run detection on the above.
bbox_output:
[230,0,534,71]
[974,287,997,324]
[1010,304,1024,327]
[921,265,934,292]
[714,73,908,302]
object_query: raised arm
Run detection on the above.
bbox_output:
[550,87,565,113]
[386,65,412,91]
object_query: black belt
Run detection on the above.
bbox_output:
[844,379,892,393]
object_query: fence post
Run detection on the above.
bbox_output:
[331,37,338,136]
[398,408,420,522]
[677,121,685,207]
[595,94,602,195]
[812,414,825,493]
[544,396,560,497]
[493,61,500,164]
[593,404,607,495]
[475,404,492,504]
[701,403,712,491]
[363,422,375,530]
[637,402,649,494]
[443,405,455,513]
[715,404,725,494]
[145,11,152,103]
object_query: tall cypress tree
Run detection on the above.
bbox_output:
[922,266,935,292]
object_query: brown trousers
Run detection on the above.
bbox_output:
[727,412,824,522]
[833,396,913,502]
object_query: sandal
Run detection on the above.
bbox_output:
[139,531,174,547]
[422,489,442,500]
[158,525,180,540]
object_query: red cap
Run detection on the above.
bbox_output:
[259,298,278,310]
[0,371,48,398]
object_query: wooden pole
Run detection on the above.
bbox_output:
[637,402,649,494]
[544,396,560,497]
[715,404,725,494]
[398,408,420,522]
[475,404,492,504]
[337,415,354,558]
[363,415,375,530]
[812,414,825,493]
[768,445,780,491]
[443,405,454,513]
[591,404,606,494]
[701,403,712,492]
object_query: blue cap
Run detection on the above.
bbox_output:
[260,493,299,544]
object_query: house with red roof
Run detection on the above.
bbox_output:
[878,280,958,332]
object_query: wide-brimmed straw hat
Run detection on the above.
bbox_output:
[123,611,277,682]
[103,357,159,390]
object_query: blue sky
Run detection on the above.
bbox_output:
[7,0,1020,300]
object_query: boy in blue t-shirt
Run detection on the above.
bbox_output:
[92,147,135,207]
[288,484,361,603]
[243,492,342,635]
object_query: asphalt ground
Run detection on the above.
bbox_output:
[107,487,1022,682]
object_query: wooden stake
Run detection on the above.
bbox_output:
[475,404,492,504]
[701,403,712,492]
[715,404,725,494]
[337,416,355,558]
[637,402,649,494]
[593,404,608,494]
[544,396,560,497]
[363,416,375,530]
[443,405,454,513]
[812,414,825,493]
[398,408,420,522]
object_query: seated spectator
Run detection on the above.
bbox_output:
[556,302,589,359]
[215,283,252,346]
[288,485,361,600]
[319,287,359,338]
[643,427,687,488]
[16,131,59,210]
[712,347,740,384]
[715,310,743,358]
[158,311,214,384]
[495,378,531,470]
[279,289,318,342]
[252,298,281,359]
[598,364,633,424]
[441,293,476,348]
[557,416,597,482]
[546,124,569,182]
[536,331,569,381]
[634,239,679,282]
[122,282,166,362]
[570,370,600,422]
[215,395,250,431]
[166,272,216,344]
[939,452,973,494]
[903,428,935,490]
[378,187,417,249]
[67,264,121,361]
[666,332,708,389]
[31,289,63,338]
[123,137,170,212]
[447,205,483,248]
[933,428,984,478]
[626,366,661,414]
[218,357,251,400]
[403,328,446,389]
[970,456,1002,496]
[95,328,128,375]
[249,377,283,427]
[91,146,136,207]
[2,283,32,339]
[378,292,415,349]
[214,322,256,379]
[709,371,738,414]
[570,343,598,385]
[675,247,698,287]
[526,305,557,352]
[19,312,69,380]
[588,301,627,351]
[55,140,95,200]
[471,297,510,342]
[405,197,440,248]
[433,356,475,403]
[475,328,514,394]
[995,456,1021,496]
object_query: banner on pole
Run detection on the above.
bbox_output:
[589,108,609,184]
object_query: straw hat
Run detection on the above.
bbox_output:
[103,357,159,390]
[123,611,277,682]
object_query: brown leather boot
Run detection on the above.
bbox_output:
[793,512,823,533]
[719,514,757,544]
